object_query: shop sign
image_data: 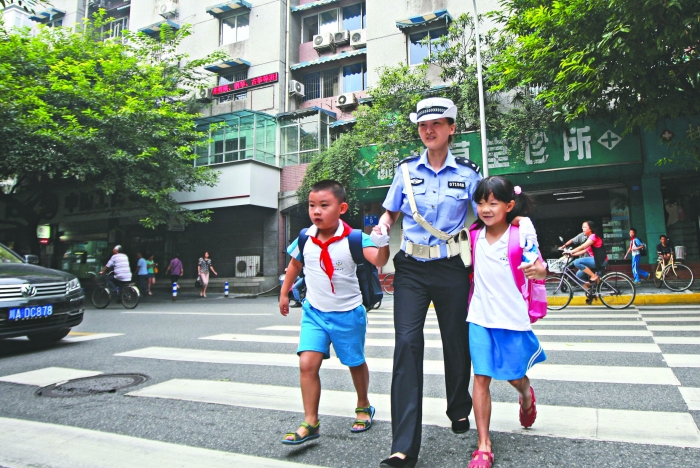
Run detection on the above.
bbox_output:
[353,118,642,188]
[364,214,379,226]
[36,225,51,239]
[211,72,279,96]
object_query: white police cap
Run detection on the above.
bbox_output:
[409,97,458,124]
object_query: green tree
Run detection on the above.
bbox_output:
[492,0,700,132]
[0,15,226,252]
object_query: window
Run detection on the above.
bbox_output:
[342,3,366,31]
[195,112,276,167]
[279,112,335,166]
[302,15,319,43]
[302,8,341,42]
[217,70,248,103]
[342,62,367,93]
[302,68,339,101]
[221,12,249,45]
[408,27,448,65]
[46,18,63,28]
[101,16,128,40]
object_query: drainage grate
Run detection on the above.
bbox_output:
[36,373,149,397]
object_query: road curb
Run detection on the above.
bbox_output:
[549,293,700,306]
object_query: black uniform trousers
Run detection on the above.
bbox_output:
[390,251,472,458]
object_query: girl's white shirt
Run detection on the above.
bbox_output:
[468,226,532,331]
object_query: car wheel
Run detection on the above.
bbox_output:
[27,328,71,343]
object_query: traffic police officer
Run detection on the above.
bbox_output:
[377,98,481,468]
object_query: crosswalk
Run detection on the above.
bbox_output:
[2,304,700,466]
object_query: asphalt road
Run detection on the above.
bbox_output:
[1,291,699,467]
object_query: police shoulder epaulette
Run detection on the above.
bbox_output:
[397,154,420,166]
[455,157,481,174]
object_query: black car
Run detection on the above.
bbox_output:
[0,242,85,342]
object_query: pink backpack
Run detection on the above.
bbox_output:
[468,225,548,324]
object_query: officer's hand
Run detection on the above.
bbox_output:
[370,223,390,247]
[280,295,290,316]
[518,217,538,249]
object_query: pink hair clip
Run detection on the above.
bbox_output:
[514,186,522,195]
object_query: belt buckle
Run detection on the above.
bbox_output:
[414,244,427,258]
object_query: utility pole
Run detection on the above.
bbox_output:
[472,0,489,177]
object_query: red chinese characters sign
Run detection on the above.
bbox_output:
[211,72,279,96]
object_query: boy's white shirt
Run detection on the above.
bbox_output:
[293,223,363,312]
[468,227,532,331]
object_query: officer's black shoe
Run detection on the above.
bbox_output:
[379,456,417,468]
[451,417,470,433]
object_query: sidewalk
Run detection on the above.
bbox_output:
[551,276,700,306]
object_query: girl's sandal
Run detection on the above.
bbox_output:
[519,386,537,428]
[281,421,320,445]
[350,406,375,433]
[468,450,494,468]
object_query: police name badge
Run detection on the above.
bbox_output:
[410,178,424,186]
[448,181,465,189]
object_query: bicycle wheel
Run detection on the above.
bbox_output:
[544,275,573,310]
[663,263,694,292]
[653,262,663,288]
[91,287,111,309]
[382,273,395,295]
[121,286,140,309]
[598,273,636,309]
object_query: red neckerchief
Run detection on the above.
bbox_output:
[309,221,352,294]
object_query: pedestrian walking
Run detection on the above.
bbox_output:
[376,98,537,468]
[466,177,547,468]
[165,254,183,289]
[279,180,390,445]
[146,254,157,295]
[624,228,649,283]
[134,252,149,296]
[197,252,218,297]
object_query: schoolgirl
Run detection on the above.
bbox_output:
[467,176,547,468]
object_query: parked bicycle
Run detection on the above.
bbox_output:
[545,254,636,310]
[381,272,394,295]
[89,271,140,309]
[653,254,694,292]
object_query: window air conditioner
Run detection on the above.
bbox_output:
[313,33,334,51]
[289,80,305,97]
[235,256,261,278]
[336,92,358,109]
[350,29,366,48]
[158,1,178,18]
[334,30,350,45]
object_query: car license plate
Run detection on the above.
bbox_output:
[8,305,53,321]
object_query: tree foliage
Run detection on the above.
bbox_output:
[0,13,227,251]
[492,0,700,132]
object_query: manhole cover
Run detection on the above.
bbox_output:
[36,373,149,397]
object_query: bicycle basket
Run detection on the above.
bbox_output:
[547,257,568,274]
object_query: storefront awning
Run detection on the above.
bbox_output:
[329,119,356,128]
[396,9,452,29]
[205,1,252,18]
[138,20,181,37]
[204,58,251,73]
[290,48,366,71]
[277,106,336,120]
[29,8,65,23]
[291,0,343,13]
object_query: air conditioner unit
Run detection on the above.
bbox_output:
[235,256,261,278]
[336,92,358,109]
[334,30,350,45]
[289,80,305,97]
[313,33,334,51]
[196,88,213,103]
[350,29,366,48]
[158,1,178,17]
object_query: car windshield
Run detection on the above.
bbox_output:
[0,244,24,264]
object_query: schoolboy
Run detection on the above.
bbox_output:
[279,180,390,445]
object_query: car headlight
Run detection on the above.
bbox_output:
[66,278,81,292]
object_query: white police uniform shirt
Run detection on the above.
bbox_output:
[382,149,482,261]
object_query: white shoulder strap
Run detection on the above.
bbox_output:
[400,162,453,241]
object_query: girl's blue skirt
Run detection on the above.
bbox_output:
[469,322,546,380]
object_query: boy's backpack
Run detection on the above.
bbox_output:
[637,239,647,257]
[298,228,383,311]
[468,225,548,324]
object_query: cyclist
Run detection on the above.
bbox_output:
[567,221,608,289]
[100,245,132,294]
[657,235,673,263]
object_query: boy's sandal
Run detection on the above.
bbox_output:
[282,421,320,445]
[468,450,494,468]
[350,406,375,433]
[519,386,537,428]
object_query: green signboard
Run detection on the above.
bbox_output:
[353,117,642,188]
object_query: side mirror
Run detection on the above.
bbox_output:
[24,254,39,264]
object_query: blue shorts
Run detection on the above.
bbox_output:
[469,322,546,381]
[297,301,367,367]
